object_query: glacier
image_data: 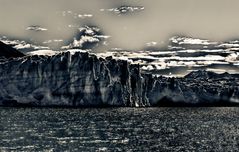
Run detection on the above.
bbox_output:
[0,51,239,107]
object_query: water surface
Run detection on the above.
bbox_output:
[0,107,239,151]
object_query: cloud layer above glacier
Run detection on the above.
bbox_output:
[1,0,239,50]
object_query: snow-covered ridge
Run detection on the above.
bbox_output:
[0,36,50,53]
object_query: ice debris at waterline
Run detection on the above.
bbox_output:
[0,51,239,107]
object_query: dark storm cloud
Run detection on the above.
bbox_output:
[1,0,239,50]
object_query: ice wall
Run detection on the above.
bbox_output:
[0,51,238,107]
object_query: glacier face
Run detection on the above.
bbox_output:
[0,51,239,107]
[0,52,147,107]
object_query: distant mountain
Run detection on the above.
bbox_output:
[0,41,25,58]
[0,36,50,53]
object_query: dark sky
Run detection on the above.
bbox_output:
[1,0,239,50]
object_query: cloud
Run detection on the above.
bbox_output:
[1,0,239,50]
[26,26,48,32]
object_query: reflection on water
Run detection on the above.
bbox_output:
[0,107,239,151]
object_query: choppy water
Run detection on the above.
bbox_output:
[0,107,239,151]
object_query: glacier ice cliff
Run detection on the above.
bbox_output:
[0,51,239,107]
